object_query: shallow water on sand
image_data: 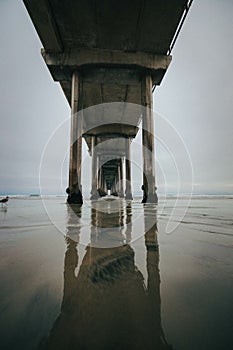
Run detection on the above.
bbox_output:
[0,196,232,350]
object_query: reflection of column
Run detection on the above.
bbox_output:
[125,138,133,200]
[62,205,81,309]
[62,237,78,310]
[141,75,158,204]
[90,136,99,199]
[125,203,132,243]
[145,219,160,305]
[67,70,83,204]
[91,207,98,246]
[44,202,173,350]
[144,205,172,349]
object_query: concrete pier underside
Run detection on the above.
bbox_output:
[23,0,189,204]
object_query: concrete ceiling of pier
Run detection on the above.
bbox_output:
[24,0,187,55]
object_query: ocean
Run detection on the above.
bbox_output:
[0,195,232,350]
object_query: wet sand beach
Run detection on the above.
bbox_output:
[0,196,232,350]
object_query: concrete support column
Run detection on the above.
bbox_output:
[116,164,120,194]
[103,172,108,193]
[115,167,119,196]
[101,168,107,196]
[141,75,158,203]
[98,165,102,190]
[111,174,118,195]
[90,136,99,199]
[97,165,107,197]
[67,70,83,204]
[118,159,124,198]
[125,138,133,200]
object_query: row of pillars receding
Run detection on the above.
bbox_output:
[90,138,133,200]
[67,70,158,205]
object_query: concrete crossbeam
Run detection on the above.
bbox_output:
[42,48,171,85]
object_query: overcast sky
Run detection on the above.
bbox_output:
[0,0,232,195]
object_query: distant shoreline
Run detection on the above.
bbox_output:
[1,194,233,200]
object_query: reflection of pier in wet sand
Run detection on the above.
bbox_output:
[43,200,172,350]
[0,197,233,349]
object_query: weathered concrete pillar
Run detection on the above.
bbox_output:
[141,75,158,203]
[98,165,102,191]
[118,159,124,198]
[111,176,117,196]
[115,167,119,196]
[103,172,108,193]
[97,164,107,197]
[67,71,83,204]
[125,138,133,200]
[90,136,99,199]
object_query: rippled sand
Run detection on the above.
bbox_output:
[0,196,232,350]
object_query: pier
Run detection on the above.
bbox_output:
[23,0,192,204]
